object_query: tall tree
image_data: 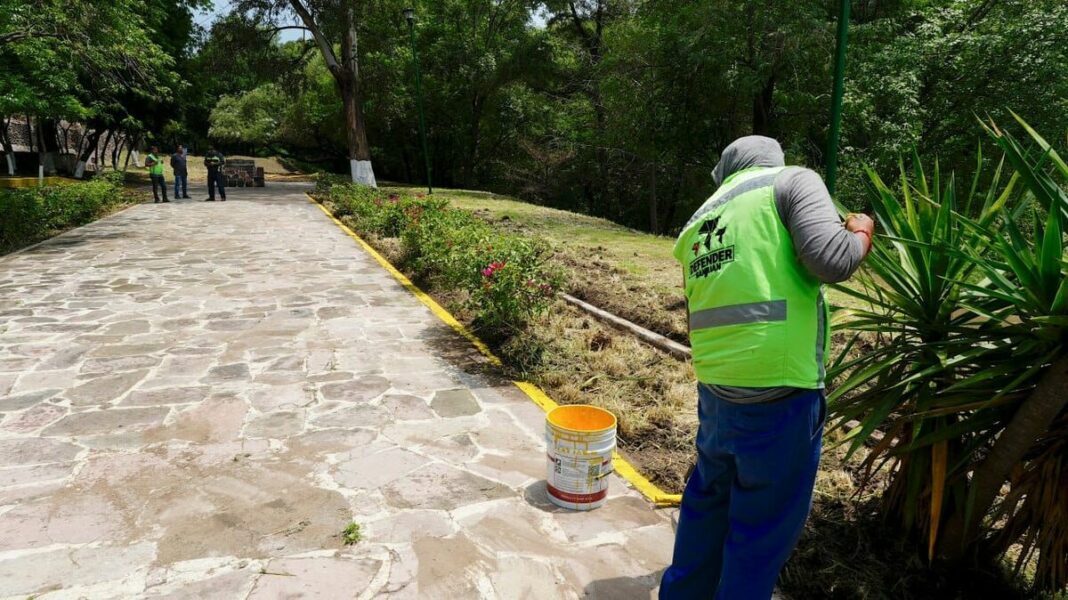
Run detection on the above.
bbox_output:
[0,0,198,176]
[236,0,377,185]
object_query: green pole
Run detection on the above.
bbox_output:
[407,16,432,195]
[826,0,850,197]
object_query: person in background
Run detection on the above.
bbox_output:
[171,145,190,199]
[144,145,168,203]
[203,146,227,202]
[660,136,874,600]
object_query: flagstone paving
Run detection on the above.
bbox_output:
[0,184,674,599]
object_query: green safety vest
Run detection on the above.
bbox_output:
[674,166,829,389]
[146,154,164,176]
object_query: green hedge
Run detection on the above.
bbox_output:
[317,176,561,339]
[0,178,125,253]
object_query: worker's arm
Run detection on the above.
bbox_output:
[774,167,871,283]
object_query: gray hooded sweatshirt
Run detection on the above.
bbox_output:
[700,136,865,403]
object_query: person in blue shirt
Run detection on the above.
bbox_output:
[170,145,190,199]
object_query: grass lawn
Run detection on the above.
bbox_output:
[121,154,316,185]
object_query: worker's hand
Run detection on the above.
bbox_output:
[845,213,874,235]
[845,213,875,256]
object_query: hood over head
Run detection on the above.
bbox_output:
[711,136,785,185]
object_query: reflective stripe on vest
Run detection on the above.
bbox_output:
[689,300,786,330]
[674,166,828,389]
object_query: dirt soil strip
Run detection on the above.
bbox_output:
[305,193,683,507]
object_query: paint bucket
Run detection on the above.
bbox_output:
[545,404,617,510]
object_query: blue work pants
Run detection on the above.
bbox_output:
[660,385,825,600]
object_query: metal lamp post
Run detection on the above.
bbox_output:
[825,0,850,197]
[404,7,432,195]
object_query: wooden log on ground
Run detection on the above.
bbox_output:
[561,293,692,361]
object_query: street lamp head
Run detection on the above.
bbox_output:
[403,8,416,23]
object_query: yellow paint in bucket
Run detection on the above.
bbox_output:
[545,405,617,510]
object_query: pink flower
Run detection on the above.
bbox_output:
[481,261,506,278]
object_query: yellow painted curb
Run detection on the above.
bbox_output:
[0,176,74,188]
[306,193,682,508]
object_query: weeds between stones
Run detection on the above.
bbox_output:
[342,522,361,546]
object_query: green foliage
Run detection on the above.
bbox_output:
[319,183,561,338]
[341,522,361,545]
[209,84,286,149]
[830,118,1068,589]
[837,0,1068,208]
[314,173,350,196]
[195,0,1067,235]
[0,180,125,253]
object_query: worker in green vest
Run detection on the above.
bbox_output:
[144,145,168,203]
[660,136,874,600]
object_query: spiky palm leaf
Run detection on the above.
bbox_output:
[829,117,1068,587]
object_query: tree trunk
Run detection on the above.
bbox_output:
[649,164,659,234]
[0,116,15,175]
[124,136,137,170]
[288,0,375,186]
[112,134,124,170]
[98,128,114,173]
[38,119,59,175]
[938,353,1068,559]
[74,129,101,179]
[752,74,776,136]
[465,95,484,187]
[339,6,375,186]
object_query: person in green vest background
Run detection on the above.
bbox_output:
[144,145,168,203]
[660,136,874,600]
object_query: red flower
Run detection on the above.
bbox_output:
[481,261,506,278]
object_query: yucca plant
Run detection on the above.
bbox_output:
[829,115,1068,591]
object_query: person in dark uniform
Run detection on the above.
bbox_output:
[203,146,227,202]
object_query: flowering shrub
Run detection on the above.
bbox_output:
[319,183,561,339]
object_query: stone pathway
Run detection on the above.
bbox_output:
[0,184,674,599]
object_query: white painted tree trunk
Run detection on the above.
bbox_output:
[4,153,14,176]
[132,150,142,168]
[41,152,56,175]
[73,160,87,179]
[351,159,377,187]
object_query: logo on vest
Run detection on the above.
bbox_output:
[689,215,734,279]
